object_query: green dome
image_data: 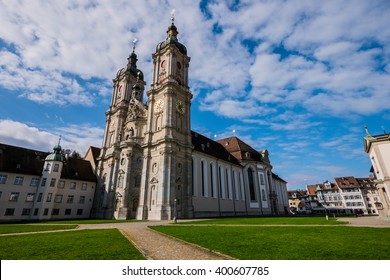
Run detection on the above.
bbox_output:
[45,145,64,162]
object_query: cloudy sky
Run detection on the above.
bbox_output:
[0,0,389,189]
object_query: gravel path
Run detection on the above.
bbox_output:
[78,221,235,260]
[336,215,390,227]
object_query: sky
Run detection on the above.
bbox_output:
[0,0,389,190]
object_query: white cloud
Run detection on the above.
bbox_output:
[0,119,103,155]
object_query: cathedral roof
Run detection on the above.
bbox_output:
[191,131,240,165]
[216,136,265,163]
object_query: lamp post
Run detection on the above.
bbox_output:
[173,198,177,223]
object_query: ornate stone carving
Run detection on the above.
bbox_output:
[127,98,146,120]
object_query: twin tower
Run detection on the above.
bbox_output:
[94,19,194,220]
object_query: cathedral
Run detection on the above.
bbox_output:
[92,17,288,220]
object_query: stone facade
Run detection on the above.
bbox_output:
[92,20,288,220]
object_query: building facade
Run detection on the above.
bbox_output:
[0,143,97,221]
[92,18,288,220]
[364,127,390,218]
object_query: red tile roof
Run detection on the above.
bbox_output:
[216,136,264,162]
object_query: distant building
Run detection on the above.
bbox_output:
[364,127,390,218]
[306,185,324,213]
[356,178,382,215]
[312,181,344,214]
[287,189,309,214]
[304,177,381,215]
[0,143,97,221]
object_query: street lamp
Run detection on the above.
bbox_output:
[173,198,177,223]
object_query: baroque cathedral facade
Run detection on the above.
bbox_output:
[92,19,288,220]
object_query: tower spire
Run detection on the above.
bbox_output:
[171,9,175,24]
[128,38,138,67]
[364,124,371,136]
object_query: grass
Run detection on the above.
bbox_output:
[179,216,348,225]
[0,224,77,234]
[40,219,141,224]
[0,229,146,260]
[152,225,390,260]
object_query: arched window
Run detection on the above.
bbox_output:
[201,161,205,197]
[248,168,256,201]
[191,158,195,196]
[210,163,215,198]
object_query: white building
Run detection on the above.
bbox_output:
[92,17,288,220]
[0,143,97,221]
[364,126,390,218]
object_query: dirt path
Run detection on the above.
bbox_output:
[78,221,235,260]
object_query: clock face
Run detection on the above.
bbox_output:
[176,100,185,114]
[154,99,164,113]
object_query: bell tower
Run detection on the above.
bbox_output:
[95,41,147,219]
[137,13,194,220]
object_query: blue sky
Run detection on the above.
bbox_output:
[0,0,389,189]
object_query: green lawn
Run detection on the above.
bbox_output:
[0,224,77,234]
[152,226,390,260]
[0,229,145,260]
[41,219,141,224]
[179,216,347,225]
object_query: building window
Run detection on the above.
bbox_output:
[33,208,39,216]
[53,164,59,172]
[41,178,47,187]
[70,182,76,189]
[4,208,15,216]
[43,208,49,216]
[9,192,20,201]
[81,183,87,190]
[46,193,52,202]
[58,180,65,189]
[262,189,267,201]
[26,193,35,202]
[248,168,256,201]
[226,169,231,199]
[14,176,24,185]
[67,195,74,204]
[50,178,56,187]
[22,208,31,216]
[54,194,63,203]
[260,173,265,185]
[210,163,215,198]
[77,209,83,215]
[30,178,40,186]
[201,161,205,197]
[37,193,43,202]
[79,196,85,204]
[134,175,141,188]
[191,159,195,196]
[219,166,223,199]
[51,209,59,215]
[0,191,2,199]
[44,162,51,171]
[65,209,71,215]
[0,175,7,184]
